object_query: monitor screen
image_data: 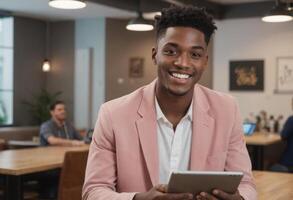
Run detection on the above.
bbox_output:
[243,123,256,136]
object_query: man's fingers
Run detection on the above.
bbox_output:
[162,193,193,200]
[199,192,218,200]
[153,185,193,199]
[195,194,204,200]
[212,189,230,199]
[212,189,241,200]
[155,184,168,193]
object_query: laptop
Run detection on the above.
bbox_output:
[243,123,256,136]
[84,129,94,144]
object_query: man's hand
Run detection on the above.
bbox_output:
[134,184,193,200]
[48,136,85,146]
[71,140,85,146]
[195,189,243,200]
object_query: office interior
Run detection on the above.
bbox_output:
[0,0,293,199]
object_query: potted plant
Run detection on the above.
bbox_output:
[0,100,7,125]
[23,89,62,125]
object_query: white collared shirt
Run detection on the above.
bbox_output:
[155,97,193,184]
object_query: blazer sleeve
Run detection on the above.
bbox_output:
[82,104,137,200]
[225,99,257,200]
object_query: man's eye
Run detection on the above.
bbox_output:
[163,49,176,55]
[191,52,202,59]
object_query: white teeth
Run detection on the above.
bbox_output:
[171,73,190,79]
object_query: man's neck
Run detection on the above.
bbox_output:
[155,85,193,129]
[52,117,65,127]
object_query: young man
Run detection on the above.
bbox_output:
[40,100,85,146]
[83,6,256,200]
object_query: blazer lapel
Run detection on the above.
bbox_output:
[190,85,215,170]
[135,80,159,186]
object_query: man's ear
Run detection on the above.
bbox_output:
[203,54,208,70]
[152,47,157,65]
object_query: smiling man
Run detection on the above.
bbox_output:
[83,6,256,200]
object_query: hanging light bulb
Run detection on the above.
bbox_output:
[49,0,86,9]
[262,0,293,22]
[126,12,154,31]
[126,0,154,31]
[42,59,51,72]
[42,22,51,72]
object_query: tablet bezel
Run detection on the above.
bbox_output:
[167,171,243,195]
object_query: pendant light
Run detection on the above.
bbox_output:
[42,59,50,72]
[49,0,86,9]
[42,22,51,72]
[126,0,154,31]
[262,0,293,22]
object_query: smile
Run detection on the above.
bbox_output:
[170,72,191,79]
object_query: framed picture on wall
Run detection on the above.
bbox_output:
[129,57,144,78]
[229,60,264,91]
[275,57,293,93]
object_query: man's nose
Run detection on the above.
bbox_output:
[174,53,190,69]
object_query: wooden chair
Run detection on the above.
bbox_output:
[0,139,6,150]
[57,150,88,200]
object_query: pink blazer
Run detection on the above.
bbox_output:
[83,80,257,200]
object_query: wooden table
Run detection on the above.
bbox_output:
[7,140,40,148]
[253,171,293,199]
[0,145,89,200]
[245,133,282,170]
[245,132,281,145]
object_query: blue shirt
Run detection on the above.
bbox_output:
[40,119,83,146]
[280,116,293,167]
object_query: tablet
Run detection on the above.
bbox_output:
[167,171,243,195]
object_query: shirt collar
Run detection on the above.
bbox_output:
[155,97,193,123]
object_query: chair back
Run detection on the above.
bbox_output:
[58,150,88,200]
[0,139,6,150]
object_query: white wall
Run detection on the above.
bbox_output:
[213,18,293,121]
[75,18,106,129]
[74,48,92,129]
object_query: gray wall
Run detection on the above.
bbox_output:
[46,21,75,121]
[200,37,213,89]
[105,18,157,101]
[13,17,46,125]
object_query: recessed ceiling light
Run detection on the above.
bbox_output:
[49,0,86,10]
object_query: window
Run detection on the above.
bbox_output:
[0,17,13,125]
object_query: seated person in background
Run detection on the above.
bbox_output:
[280,98,293,172]
[40,100,85,146]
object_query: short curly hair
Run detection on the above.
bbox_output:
[154,5,217,44]
[50,100,64,111]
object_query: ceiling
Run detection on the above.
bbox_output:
[0,0,291,21]
[0,0,135,21]
[210,0,271,4]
